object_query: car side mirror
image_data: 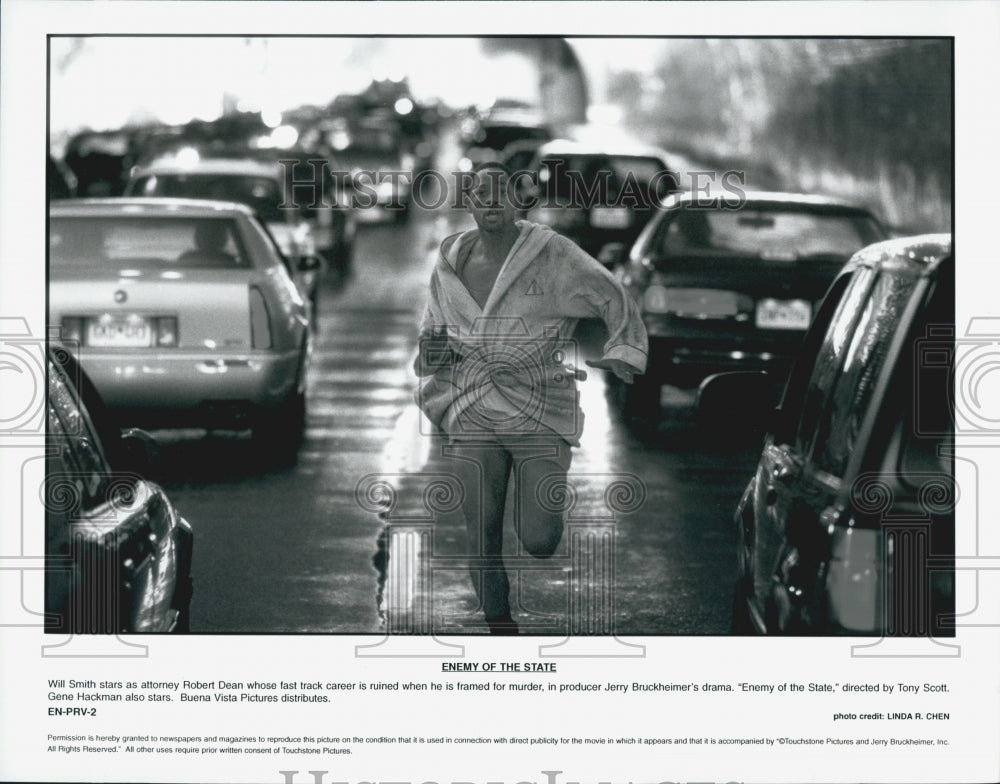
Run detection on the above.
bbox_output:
[119,428,160,478]
[696,371,779,435]
[597,242,626,268]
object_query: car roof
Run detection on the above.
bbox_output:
[841,233,952,277]
[132,157,281,178]
[481,115,550,130]
[534,138,670,162]
[49,197,257,218]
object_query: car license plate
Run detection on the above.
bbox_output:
[755,298,811,330]
[590,207,631,229]
[87,317,153,347]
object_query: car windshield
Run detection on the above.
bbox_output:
[49,216,250,270]
[69,133,130,157]
[131,173,286,222]
[655,206,883,259]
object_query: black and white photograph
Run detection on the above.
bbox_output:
[2,3,999,784]
[41,33,957,637]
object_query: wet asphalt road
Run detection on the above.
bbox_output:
[149,205,760,636]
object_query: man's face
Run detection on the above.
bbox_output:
[467,168,517,233]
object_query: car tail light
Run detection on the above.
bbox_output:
[60,317,83,345]
[249,285,273,349]
[642,285,672,314]
[155,317,178,347]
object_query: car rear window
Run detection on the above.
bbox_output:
[131,173,286,223]
[474,124,551,151]
[342,126,400,153]
[538,154,672,204]
[540,155,665,182]
[49,216,250,270]
[656,207,884,260]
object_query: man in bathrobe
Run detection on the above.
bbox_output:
[414,163,648,634]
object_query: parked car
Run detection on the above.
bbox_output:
[500,138,549,175]
[700,234,954,636]
[124,153,351,311]
[237,145,357,276]
[327,115,417,223]
[64,129,136,196]
[48,198,315,464]
[520,139,680,256]
[611,191,888,419]
[458,115,553,172]
[46,345,194,633]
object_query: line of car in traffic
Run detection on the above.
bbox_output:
[466,115,955,637]
[457,117,901,437]
[44,196,321,636]
[46,107,953,638]
[42,89,441,636]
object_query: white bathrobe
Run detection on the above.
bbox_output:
[415,221,648,445]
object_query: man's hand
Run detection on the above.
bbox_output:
[586,358,642,384]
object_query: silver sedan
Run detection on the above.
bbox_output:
[48,198,317,464]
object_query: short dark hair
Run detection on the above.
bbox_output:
[471,161,513,178]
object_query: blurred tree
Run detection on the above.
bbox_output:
[615,39,951,232]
